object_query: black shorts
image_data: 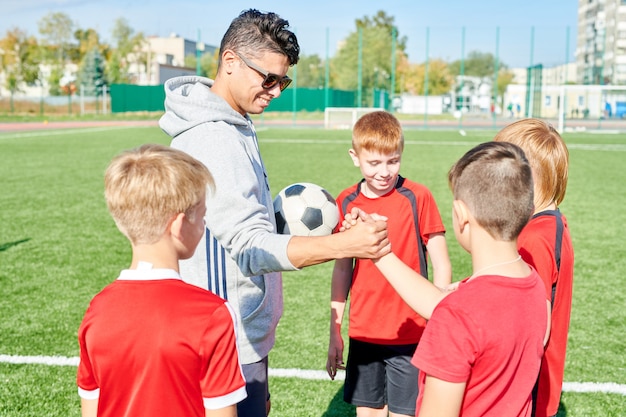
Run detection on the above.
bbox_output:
[237,356,270,417]
[343,338,419,415]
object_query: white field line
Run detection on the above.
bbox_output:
[0,125,152,140]
[1,354,624,396]
[260,138,626,152]
[2,130,624,152]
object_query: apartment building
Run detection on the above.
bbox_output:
[577,0,626,84]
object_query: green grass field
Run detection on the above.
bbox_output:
[1,124,625,416]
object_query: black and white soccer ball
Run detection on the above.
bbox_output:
[273,183,339,236]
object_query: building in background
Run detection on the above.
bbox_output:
[576,0,626,85]
[130,33,217,85]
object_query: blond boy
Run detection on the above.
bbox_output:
[77,144,246,417]
[494,119,574,417]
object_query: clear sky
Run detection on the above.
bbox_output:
[2,0,579,69]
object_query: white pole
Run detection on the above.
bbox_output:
[102,85,107,114]
[80,84,85,115]
[558,85,565,133]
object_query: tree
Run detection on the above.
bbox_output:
[291,54,325,88]
[183,48,219,78]
[200,49,220,79]
[106,18,145,83]
[0,28,41,110]
[38,12,74,64]
[449,50,515,111]
[184,53,197,70]
[38,12,75,96]
[78,48,106,96]
[73,28,107,61]
[449,50,500,78]
[404,59,454,96]
[330,11,408,105]
[494,69,515,110]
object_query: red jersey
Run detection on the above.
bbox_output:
[518,210,574,417]
[336,176,445,344]
[412,271,547,417]
[77,268,246,417]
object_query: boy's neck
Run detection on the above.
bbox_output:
[534,201,557,214]
[469,229,528,279]
[130,241,180,271]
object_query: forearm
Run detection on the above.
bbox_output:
[287,235,340,268]
[418,376,465,417]
[205,404,237,417]
[287,219,389,268]
[329,258,352,332]
[427,233,452,288]
[374,252,447,319]
[81,398,98,417]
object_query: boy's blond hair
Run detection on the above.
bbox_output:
[352,111,404,154]
[493,118,569,209]
[104,144,214,244]
[448,141,534,241]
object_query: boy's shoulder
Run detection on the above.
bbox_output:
[92,273,227,306]
[396,176,433,193]
[450,270,543,301]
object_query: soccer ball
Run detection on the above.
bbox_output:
[273,183,339,236]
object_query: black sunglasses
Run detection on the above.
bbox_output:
[235,52,292,91]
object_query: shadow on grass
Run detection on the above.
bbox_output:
[0,238,30,252]
[322,383,355,417]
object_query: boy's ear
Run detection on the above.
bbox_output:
[169,212,186,241]
[452,199,470,232]
[348,149,360,167]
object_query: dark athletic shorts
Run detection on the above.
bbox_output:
[343,338,418,415]
[237,356,270,417]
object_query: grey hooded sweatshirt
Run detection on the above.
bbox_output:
[159,76,297,364]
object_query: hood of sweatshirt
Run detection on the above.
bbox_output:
[159,76,250,138]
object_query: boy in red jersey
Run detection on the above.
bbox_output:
[326,111,451,417]
[360,141,550,416]
[77,144,246,417]
[494,118,574,417]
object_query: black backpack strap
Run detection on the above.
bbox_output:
[530,209,564,417]
[530,209,564,308]
[395,176,428,277]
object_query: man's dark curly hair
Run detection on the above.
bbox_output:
[219,9,300,66]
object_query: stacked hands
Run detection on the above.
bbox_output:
[340,207,391,252]
[339,207,391,260]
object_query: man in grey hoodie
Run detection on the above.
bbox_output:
[159,9,390,417]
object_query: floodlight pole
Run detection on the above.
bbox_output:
[528,26,535,118]
[358,28,363,107]
[561,26,570,132]
[325,27,330,108]
[493,26,500,129]
[196,30,202,76]
[458,27,465,130]
[391,26,397,111]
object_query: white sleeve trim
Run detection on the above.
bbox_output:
[203,386,247,410]
[78,387,100,400]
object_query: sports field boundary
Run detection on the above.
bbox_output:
[1,354,624,396]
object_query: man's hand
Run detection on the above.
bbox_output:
[339,209,390,259]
